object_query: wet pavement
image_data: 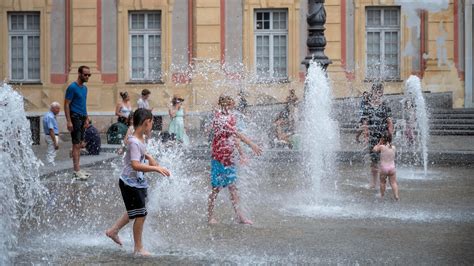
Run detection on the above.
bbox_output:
[12,153,474,264]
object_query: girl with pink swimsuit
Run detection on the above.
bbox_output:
[372,134,400,201]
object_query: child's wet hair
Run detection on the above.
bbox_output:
[133,108,153,129]
[218,95,233,107]
[371,83,384,92]
[382,132,392,147]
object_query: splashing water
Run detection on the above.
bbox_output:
[405,75,430,173]
[146,139,203,213]
[0,83,48,264]
[300,62,340,195]
[144,118,262,227]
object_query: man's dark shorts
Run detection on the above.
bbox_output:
[71,112,86,145]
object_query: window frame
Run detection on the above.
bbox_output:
[365,7,401,81]
[128,11,162,82]
[253,9,289,82]
[8,12,41,82]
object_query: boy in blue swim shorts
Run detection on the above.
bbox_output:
[207,95,262,225]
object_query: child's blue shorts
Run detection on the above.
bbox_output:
[211,159,237,188]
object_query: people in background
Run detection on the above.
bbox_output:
[404,99,416,144]
[116,91,132,124]
[42,102,60,165]
[64,65,91,180]
[137,89,152,111]
[273,107,292,147]
[286,89,298,132]
[84,118,101,155]
[355,91,370,143]
[168,96,189,145]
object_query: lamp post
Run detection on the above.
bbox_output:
[302,0,332,71]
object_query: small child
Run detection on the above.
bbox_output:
[106,108,171,256]
[273,108,291,147]
[208,95,262,225]
[404,99,416,144]
[355,91,370,143]
[372,133,400,201]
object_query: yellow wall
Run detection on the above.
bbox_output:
[1,0,54,111]
[1,0,467,116]
[241,0,303,104]
[423,1,465,107]
[114,0,175,111]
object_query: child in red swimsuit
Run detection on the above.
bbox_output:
[207,95,262,224]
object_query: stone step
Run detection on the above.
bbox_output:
[340,128,474,136]
[340,121,474,129]
[339,118,474,126]
[429,129,474,136]
[429,119,474,124]
[430,113,474,119]
[338,117,474,125]
[430,124,474,130]
[431,108,474,114]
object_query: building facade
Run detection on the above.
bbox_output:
[1,0,472,131]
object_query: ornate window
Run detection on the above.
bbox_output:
[366,7,400,80]
[8,12,40,82]
[254,9,288,80]
[129,11,162,81]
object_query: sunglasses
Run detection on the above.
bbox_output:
[82,73,92,77]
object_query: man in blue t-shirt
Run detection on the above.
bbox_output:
[64,65,91,180]
[42,102,60,165]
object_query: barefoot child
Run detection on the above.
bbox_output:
[106,108,171,256]
[372,133,399,200]
[208,95,262,225]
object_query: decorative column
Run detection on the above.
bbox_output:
[302,0,332,71]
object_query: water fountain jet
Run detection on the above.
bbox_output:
[0,83,48,264]
[404,75,430,173]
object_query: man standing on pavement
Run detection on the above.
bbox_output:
[64,65,91,180]
[365,83,394,189]
[42,102,61,166]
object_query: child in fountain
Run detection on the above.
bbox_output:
[372,133,400,201]
[404,99,416,144]
[355,91,370,143]
[207,95,262,225]
[106,108,171,256]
